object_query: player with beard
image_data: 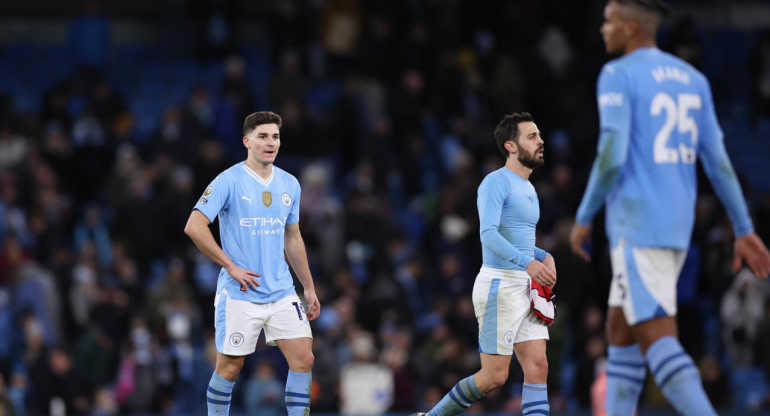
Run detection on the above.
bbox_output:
[412,112,556,416]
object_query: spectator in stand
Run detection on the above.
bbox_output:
[242,362,285,416]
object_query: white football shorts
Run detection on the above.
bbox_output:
[472,266,548,356]
[214,290,312,356]
[608,239,687,326]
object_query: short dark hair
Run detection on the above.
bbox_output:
[613,0,671,16]
[494,112,535,159]
[243,111,282,136]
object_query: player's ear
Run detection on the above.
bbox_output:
[505,140,517,154]
[626,18,639,37]
[243,136,250,149]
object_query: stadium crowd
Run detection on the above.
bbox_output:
[1,0,770,414]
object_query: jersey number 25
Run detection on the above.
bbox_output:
[651,92,701,165]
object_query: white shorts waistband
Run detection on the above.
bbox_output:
[479,266,530,282]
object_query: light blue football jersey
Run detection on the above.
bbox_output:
[478,167,550,271]
[193,162,300,303]
[577,47,753,249]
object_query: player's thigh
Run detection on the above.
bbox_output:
[606,306,636,346]
[608,240,686,326]
[514,339,548,380]
[214,290,265,356]
[477,352,512,382]
[275,337,314,370]
[263,294,313,346]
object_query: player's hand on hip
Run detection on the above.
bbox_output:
[304,289,321,321]
[569,223,592,262]
[733,233,770,279]
[226,265,261,291]
[526,260,557,287]
[542,255,557,288]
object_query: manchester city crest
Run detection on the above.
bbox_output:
[281,193,291,206]
[504,330,514,346]
[229,332,244,347]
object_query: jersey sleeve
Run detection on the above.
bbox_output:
[478,174,534,268]
[697,79,754,237]
[596,63,632,140]
[576,63,632,225]
[534,247,551,262]
[193,172,232,223]
[697,76,724,150]
[286,177,301,225]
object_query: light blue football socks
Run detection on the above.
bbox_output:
[427,375,484,416]
[207,372,234,416]
[285,370,312,415]
[522,383,549,415]
[606,344,646,415]
[645,336,716,416]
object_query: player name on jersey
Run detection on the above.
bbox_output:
[651,65,690,85]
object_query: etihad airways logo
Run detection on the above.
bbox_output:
[239,217,288,227]
[240,216,287,236]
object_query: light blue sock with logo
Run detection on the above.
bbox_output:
[606,344,646,415]
[427,375,484,416]
[286,370,312,415]
[207,372,234,416]
[522,383,549,415]
[645,336,716,416]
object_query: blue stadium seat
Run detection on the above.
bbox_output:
[0,65,17,95]
[305,81,343,113]
[721,120,753,153]
[200,63,225,94]
[115,44,148,62]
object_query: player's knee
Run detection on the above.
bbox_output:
[217,360,244,380]
[293,351,314,372]
[489,373,509,390]
[524,356,548,380]
[485,368,509,390]
[305,351,315,369]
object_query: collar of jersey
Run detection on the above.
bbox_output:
[241,163,275,187]
[502,167,527,183]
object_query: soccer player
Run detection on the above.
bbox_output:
[184,111,320,416]
[569,1,770,415]
[412,112,557,416]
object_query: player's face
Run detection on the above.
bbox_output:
[515,121,544,169]
[244,123,281,165]
[601,1,631,55]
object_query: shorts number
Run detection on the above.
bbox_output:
[292,302,303,320]
[617,279,626,300]
[650,92,701,164]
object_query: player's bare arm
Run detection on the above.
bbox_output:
[184,209,261,291]
[284,223,321,320]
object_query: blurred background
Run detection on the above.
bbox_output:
[0,0,769,415]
